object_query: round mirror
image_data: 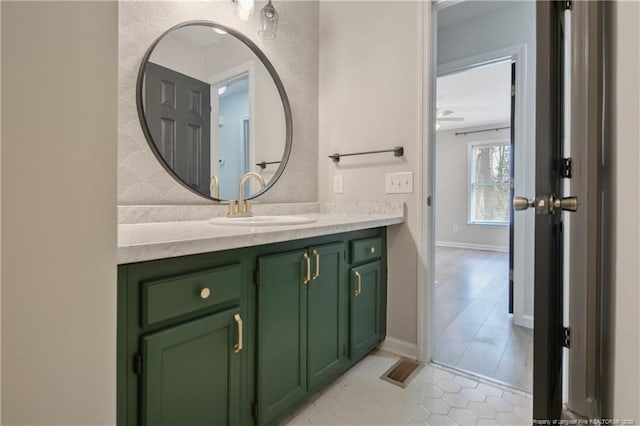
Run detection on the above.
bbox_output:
[136,21,292,201]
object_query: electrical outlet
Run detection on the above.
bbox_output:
[385,172,413,194]
[333,174,344,194]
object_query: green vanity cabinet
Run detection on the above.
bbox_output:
[256,242,345,426]
[118,228,388,426]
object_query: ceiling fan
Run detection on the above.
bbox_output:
[436,109,465,123]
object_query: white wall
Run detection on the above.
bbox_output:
[1,2,117,424]
[605,0,640,420]
[319,1,423,355]
[438,0,536,327]
[435,126,510,251]
[118,1,318,205]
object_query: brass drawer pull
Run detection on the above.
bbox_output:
[354,271,362,296]
[312,250,320,280]
[303,253,311,284]
[369,246,376,254]
[233,314,243,353]
[200,288,211,299]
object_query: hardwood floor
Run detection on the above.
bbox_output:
[433,247,533,392]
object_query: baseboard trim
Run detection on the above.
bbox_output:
[436,241,509,253]
[379,336,418,360]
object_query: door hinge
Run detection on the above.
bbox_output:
[561,157,573,178]
[252,402,259,419]
[509,269,514,282]
[563,327,571,348]
[253,268,260,285]
[511,84,515,97]
[133,352,142,375]
[564,1,572,11]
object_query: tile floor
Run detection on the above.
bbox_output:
[283,351,532,425]
[433,248,533,391]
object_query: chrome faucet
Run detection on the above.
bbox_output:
[232,172,265,217]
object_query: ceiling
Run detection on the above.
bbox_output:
[170,25,224,49]
[436,60,512,132]
[437,1,505,30]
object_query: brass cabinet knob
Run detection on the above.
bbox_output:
[369,247,376,254]
[200,288,211,299]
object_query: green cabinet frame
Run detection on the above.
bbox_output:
[349,261,382,360]
[256,249,308,424]
[142,307,242,425]
[307,243,346,389]
[256,242,346,425]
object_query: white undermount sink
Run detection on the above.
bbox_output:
[209,215,317,227]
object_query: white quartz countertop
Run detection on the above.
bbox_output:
[118,211,404,264]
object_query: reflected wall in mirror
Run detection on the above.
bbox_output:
[137,21,292,201]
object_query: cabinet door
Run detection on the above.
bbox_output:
[307,243,345,390]
[141,307,242,426]
[257,250,308,425]
[350,261,382,360]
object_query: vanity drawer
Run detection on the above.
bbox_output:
[350,237,382,264]
[141,263,241,327]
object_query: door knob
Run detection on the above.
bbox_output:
[513,196,535,211]
[552,196,578,212]
[513,194,579,214]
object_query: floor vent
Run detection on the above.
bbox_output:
[380,358,423,388]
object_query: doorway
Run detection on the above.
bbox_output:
[427,0,539,395]
[212,74,251,200]
[432,60,533,392]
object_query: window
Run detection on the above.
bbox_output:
[469,141,511,224]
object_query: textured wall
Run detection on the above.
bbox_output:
[119,1,318,204]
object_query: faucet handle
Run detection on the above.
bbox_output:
[245,200,260,216]
[220,200,238,217]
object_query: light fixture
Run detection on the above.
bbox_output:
[258,0,279,40]
[233,0,255,21]
[218,86,227,95]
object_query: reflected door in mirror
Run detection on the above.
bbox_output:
[145,62,211,196]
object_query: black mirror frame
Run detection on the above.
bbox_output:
[136,20,293,202]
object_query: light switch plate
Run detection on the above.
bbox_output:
[333,174,344,194]
[385,172,413,194]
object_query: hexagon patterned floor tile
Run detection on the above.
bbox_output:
[282,350,532,425]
